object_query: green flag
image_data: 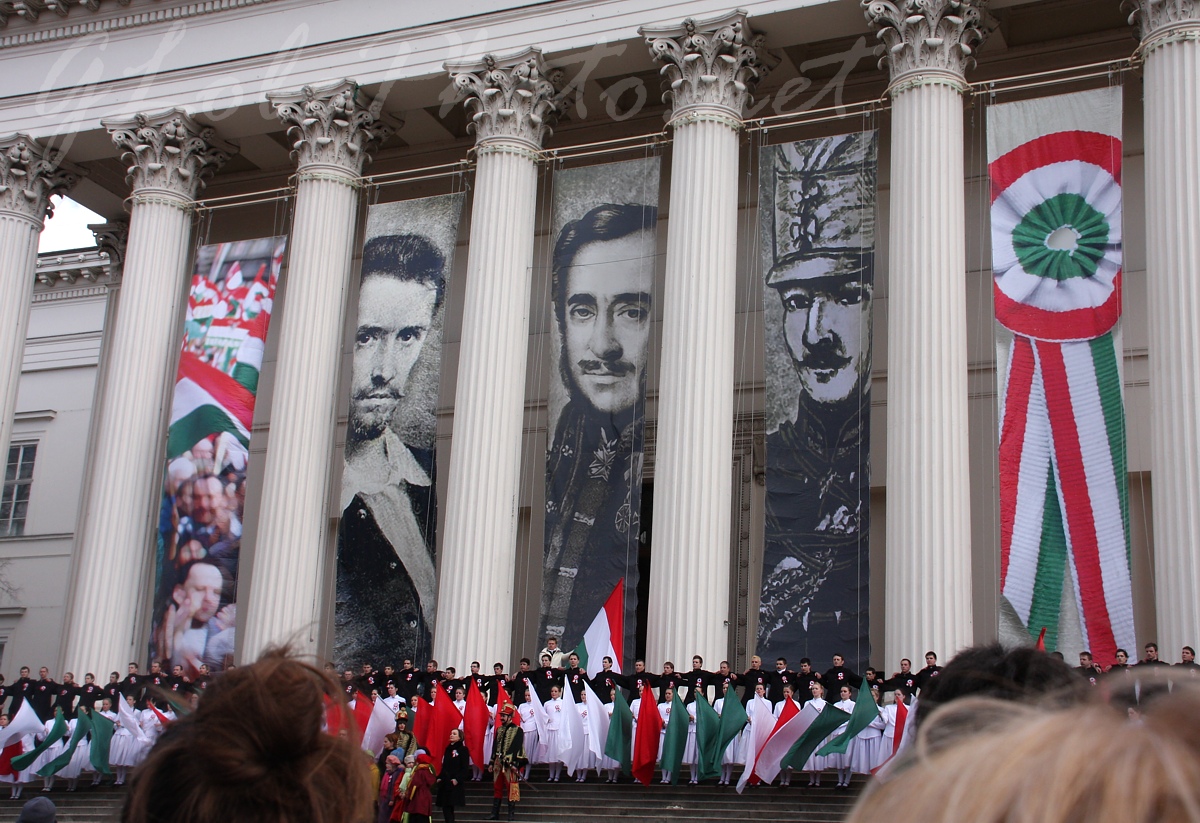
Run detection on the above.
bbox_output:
[781,704,850,772]
[716,693,748,764]
[818,687,881,756]
[659,691,688,784]
[604,689,634,774]
[38,711,92,777]
[695,693,723,781]
[12,709,67,772]
[88,710,114,775]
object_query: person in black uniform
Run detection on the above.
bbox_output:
[795,659,822,696]
[466,662,492,703]
[1074,652,1103,686]
[682,656,712,705]
[356,662,382,696]
[397,659,422,704]
[768,658,798,705]
[52,673,79,719]
[4,666,32,718]
[119,663,143,706]
[418,661,445,701]
[506,659,533,706]
[76,673,105,713]
[436,728,470,823]
[336,234,446,670]
[528,655,563,702]
[101,672,122,708]
[739,656,770,706]
[621,660,659,700]
[913,652,942,694]
[658,662,684,702]
[561,654,588,702]
[1176,646,1199,676]
[823,654,863,691]
[29,667,57,721]
[882,658,917,694]
[590,657,621,704]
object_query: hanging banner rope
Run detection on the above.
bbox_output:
[990,86,1134,663]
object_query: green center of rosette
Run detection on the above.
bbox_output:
[1012,193,1109,281]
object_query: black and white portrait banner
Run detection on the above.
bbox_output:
[758,132,876,672]
[336,192,464,668]
[542,156,661,666]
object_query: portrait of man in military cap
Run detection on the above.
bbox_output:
[758,132,877,672]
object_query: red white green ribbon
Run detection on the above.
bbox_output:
[991,89,1134,661]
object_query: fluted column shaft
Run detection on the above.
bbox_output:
[640,13,770,667]
[645,113,740,668]
[0,136,78,469]
[883,77,974,665]
[240,81,394,661]
[1137,8,1200,656]
[434,51,558,667]
[63,110,230,677]
[434,145,539,667]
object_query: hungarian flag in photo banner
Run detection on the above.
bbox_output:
[149,236,287,680]
[335,192,465,672]
[542,156,660,668]
[757,131,877,673]
[989,86,1135,663]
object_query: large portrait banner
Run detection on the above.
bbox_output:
[541,156,661,667]
[150,236,287,677]
[335,192,465,668]
[989,87,1134,662]
[758,132,876,672]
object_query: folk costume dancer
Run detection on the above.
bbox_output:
[488,703,526,822]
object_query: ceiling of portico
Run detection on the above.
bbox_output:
[0,0,1136,220]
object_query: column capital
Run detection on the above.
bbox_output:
[0,134,82,225]
[103,109,234,202]
[89,220,129,280]
[269,79,399,177]
[445,47,562,152]
[1125,1,1200,49]
[863,0,995,89]
[641,10,773,125]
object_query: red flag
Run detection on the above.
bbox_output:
[427,687,464,775]
[892,699,909,756]
[150,705,173,727]
[412,695,433,749]
[352,692,374,746]
[464,680,489,769]
[324,694,344,737]
[492,679,513,740]
[0,739,24,777]
[632,687,663,786]
[1035,627,1047,652]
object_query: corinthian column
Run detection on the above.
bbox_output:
[0,135,80,464]
[864,0,993,665]
[63,111,231,677]
[240,81,395,661]
[434,50,559,666]
[639,12,770,667]
[1127,0,1200,657]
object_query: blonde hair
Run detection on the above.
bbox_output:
[849,682,1200,823]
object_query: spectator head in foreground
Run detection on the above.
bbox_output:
[17,797,57,823]
[850,677,1200,823]
[122,647,372,823]
[914,642,1083,729]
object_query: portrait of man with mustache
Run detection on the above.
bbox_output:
[758,133,876,672]
[337,233,444,667]
[542,202,657,658]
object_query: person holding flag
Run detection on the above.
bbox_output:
[803,681,832,786]
[712,682,747,786]
[515,691,539,782]
[487,702,525,822]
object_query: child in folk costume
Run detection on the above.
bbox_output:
[88,698,119,787]
[59,708,94,791]
[30,716,67,792]
[517,692,538,781]
[739,683,769,768]
[875,686,907,770]
[542,685,564,782]
[772,685,803,786]
[0,715,33,800]
[804,681,831,786]
[831,685,856,788]
[713,683,739,786]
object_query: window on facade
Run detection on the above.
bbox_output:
[1,444,36,537]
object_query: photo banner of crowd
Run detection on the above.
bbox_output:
[989,86,1136,662]
[758,132,877,673]
[542,156,661,668]
[335,192,465,669]
[150,236,287,678]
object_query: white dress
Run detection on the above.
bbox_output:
[108,714,141,768]
[681,703,699,766]
[542,698,563,764]
[876,703,900,769]
[629,698,641,763]
[657,701,672,760]
[59,718,92,780]
[713,699,739,766]
[0,734,35,784]
[599,703,620,770]
[575,702,596,770]
[29,720,66,776]
[852,712,885,774]
[828,698,855,770]
[803,698,829,771]
[518,703,540,765]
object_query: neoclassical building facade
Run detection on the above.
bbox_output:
[0,0,1197,678]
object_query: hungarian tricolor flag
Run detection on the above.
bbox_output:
[578,579,624,677]
[990,86,1135,663]
[166,350,255,459]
